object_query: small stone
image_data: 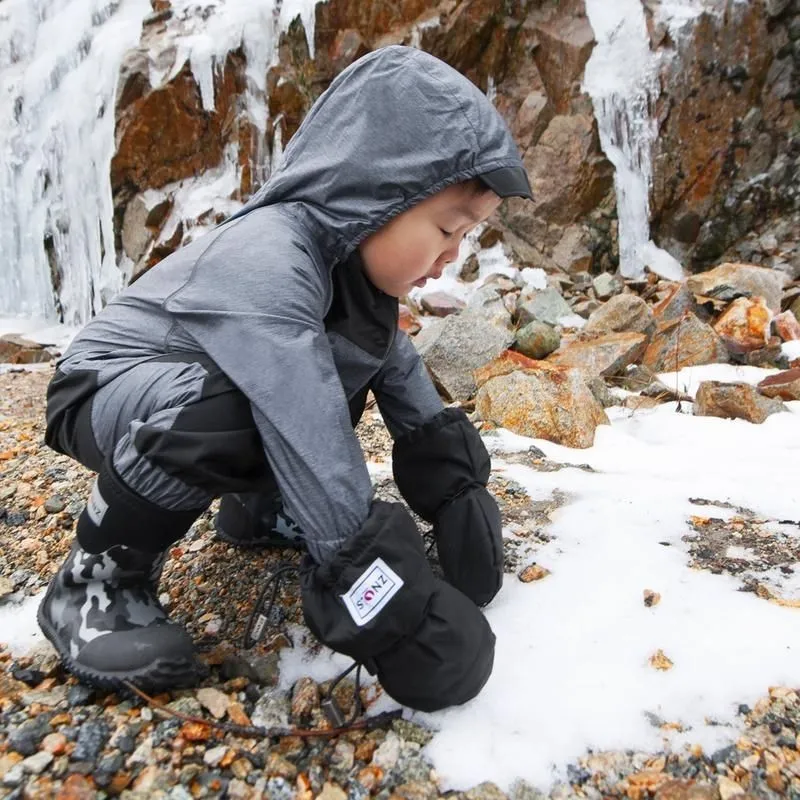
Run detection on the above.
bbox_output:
[203,745,229,768]
[644,589,661,607]
[21,751,53,774]
[290,676,320,723]
[251,688,290,729]
[264,752,297,780]
[317,782,348,800]
[585,294,656,337]
[372,731,401,770]
[519,564,551,583]
[464,781,509,800]
[515,321,561,359]
[717,775,745,799]
[460,253,480,282]
[592,272,623,300]
[196,686,230,719]
[41,733,68,755]
[67,683,95,707]
[548,331,648,378]
[72,721,109,761]
[420,291,465,318]
[0,576,15,600]
[649,650,674,671]
[517,287,573,326]
[44,495,66,514]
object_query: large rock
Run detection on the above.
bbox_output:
[642,314,729,372]
[773,310,800,342]
[694,381,785,424]
[686,263,785,314]
[0,335,53,364]
[475,364,609,448]
[415,311,514,401]
[548,331,648,378]
[712,296,772,354]
[652,283,697,325]
[757,368,800,401]
[650,2,786,268]
[516,287,573,327]
[466,284,514,333]
[584,295,656,338]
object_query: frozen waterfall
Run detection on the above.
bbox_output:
[0,0,152,326]
[583,0,686,281]
[0,0,319,326]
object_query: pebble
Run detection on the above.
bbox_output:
[43,495,65,514]
[21,751,53,774]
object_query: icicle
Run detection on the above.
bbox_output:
[0,0,152,325]
[583,0,683,281]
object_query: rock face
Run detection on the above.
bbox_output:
[650,0,799,271]
[69,0,798,311]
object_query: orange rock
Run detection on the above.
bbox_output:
[55,774,96,800]
[774,310,800,341]
[713,297,772,354]
[179,721,212,742]
[757,368,800,401]
[474,349,544,388]
[398,304,421,335]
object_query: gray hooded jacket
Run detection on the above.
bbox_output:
[49,46,527,562]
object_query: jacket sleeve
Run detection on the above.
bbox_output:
[370,330,443,438]
[163,211,372,564]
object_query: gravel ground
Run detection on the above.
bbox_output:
[1,366,800,799]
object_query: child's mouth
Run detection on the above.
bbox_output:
[413,278,428,288]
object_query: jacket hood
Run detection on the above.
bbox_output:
[240,46,529,262]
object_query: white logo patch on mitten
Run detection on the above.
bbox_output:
[86,480,109,526]
[341,558,404,627]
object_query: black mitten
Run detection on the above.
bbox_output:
[300,501,495,711]
[392,408,503,606]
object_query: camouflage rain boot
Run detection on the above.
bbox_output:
[37,541,202,690]
[215,492,305,550]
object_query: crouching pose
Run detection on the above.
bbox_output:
[39,45,532,711]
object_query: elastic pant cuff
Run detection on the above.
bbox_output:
[77,457,206,554]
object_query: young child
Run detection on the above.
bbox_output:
[40,45,532,712]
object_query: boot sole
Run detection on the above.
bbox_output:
[214,526,305,551]
[37,595,206,692]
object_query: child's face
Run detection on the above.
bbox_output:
[359,182,502,298]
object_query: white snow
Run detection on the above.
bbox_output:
[782,340,800,361]
[2,363,800,792]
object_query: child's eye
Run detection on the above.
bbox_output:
[439,228,455,237]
